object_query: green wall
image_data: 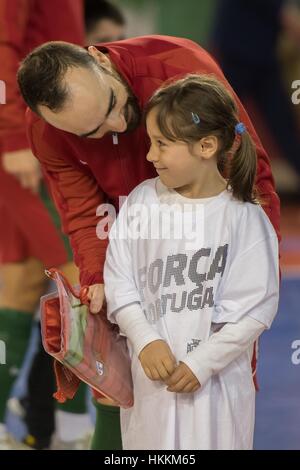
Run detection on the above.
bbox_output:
[116,0,217,47]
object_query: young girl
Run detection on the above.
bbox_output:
[104,74,279,450]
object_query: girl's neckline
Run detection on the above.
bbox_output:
[155,177,230,205]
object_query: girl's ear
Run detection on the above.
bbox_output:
[193,136,218,160]
[88,46,113,71]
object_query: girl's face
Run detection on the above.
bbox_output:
[146,108,203,190]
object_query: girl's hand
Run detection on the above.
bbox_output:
[166,362,200,393]
[87,283,106,313]
[138,340,177,382]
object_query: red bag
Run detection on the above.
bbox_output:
[40,268,133,408]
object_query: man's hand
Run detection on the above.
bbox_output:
[87,283,105,314]
[138,340,177,382]
[2,149,41,193]
[165,362,200,394]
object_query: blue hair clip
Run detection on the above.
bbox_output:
[235,122,246,135]
[191,112,200,125]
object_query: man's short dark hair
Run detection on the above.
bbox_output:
[85,0,125,32]
[17,41,98,114]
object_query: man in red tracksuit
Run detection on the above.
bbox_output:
[19,35,281,449]
[0,0,87,450]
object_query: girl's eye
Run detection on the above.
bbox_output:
[157,140,166,147]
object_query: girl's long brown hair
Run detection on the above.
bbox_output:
[145,74,257,203]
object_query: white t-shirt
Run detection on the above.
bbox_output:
[104,177,279,450]
[106,177,278,331]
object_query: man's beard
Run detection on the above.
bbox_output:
[123,93,142,133]
[98,63,142,133]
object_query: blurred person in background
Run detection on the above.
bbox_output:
[85,0,126,45]
[212,0,300,194]
[0,0,95,450]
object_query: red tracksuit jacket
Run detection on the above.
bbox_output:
[26,35,281,287]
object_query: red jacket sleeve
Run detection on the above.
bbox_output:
[27,113,108,286]
[0,0,31,152]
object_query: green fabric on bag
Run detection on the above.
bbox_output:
[64,296,88,367]
[90,399,122,450]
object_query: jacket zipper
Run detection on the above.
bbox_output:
[112,133,130,195]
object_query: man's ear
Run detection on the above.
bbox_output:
[193,135,218,160]
[88,46,113,71]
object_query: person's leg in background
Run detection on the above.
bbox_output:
[90,398,122,450]
[0,254,47,449]
[21,334,56,449]
[54,382,92,450]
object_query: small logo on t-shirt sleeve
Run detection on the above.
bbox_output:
[187,339,201,353]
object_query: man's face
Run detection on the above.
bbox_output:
[38,64,140,139]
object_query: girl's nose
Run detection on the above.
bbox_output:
[146,146,159,163]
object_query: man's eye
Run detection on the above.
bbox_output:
[109,95,116,115]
